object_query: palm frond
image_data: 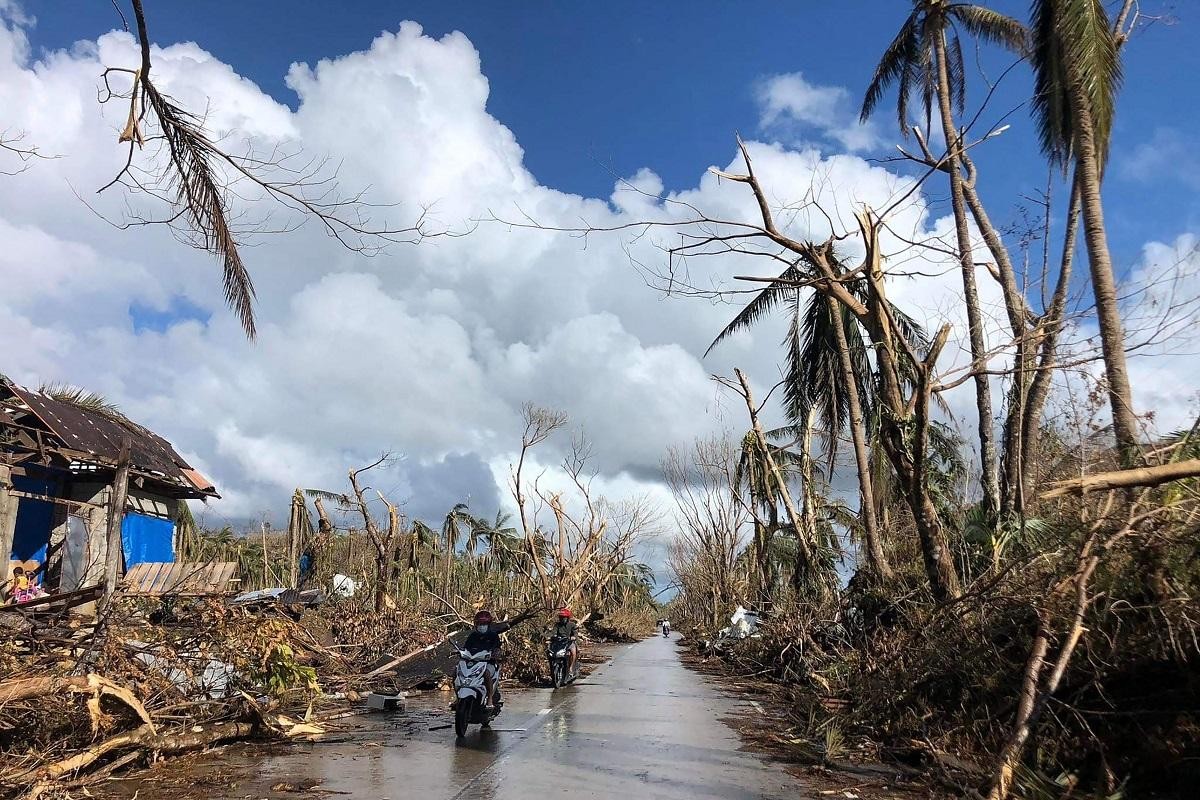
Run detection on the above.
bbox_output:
[1061,0,1121,169]
[861,10,922,131]
[917,13,939,133]
[38,383,128,422]
[950,4,1029,55]
[795,291,850,461]
[1029,0,1120,169]
[142,81,257,338]
[1030,0,1071,166]
[304,488,351,506]
[706,263,803,356]
[948,32,967,116]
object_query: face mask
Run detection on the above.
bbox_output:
[476,624,489,633]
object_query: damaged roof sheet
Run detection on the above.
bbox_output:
[5,384,218,497]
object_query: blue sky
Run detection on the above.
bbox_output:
[23,1,1199,276]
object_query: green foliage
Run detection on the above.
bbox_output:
[1030,0,1122,169]
[860,1,1026,135]
[257,642,319,697]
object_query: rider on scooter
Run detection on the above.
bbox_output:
[462,608,534,708]
[549,607,579,679]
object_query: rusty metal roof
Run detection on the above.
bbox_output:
[4,383,218,498]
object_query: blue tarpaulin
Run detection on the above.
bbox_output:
[10,475,54,566]
[121,513,175,568]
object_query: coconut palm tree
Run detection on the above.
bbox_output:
[732,428,805,600]
[1028,0,1138,460]
[709,268,932,584]
[465,510,522,573]
[860,1,1027,517]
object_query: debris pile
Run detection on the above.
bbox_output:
[0,595,445,800]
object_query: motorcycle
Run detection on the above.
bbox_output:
[452,648,500,737]
[662,623,671,638]
[546,635,575,688]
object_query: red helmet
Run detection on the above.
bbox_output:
[557,607,572,619]
[474,610,493,625]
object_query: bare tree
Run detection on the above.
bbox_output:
[510,403,568,605]
[346,454,404,611]
[663,435,748,628]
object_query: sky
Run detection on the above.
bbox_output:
[2,1,1198,574]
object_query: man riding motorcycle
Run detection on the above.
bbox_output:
[461,608,534,708]
[548,607,579,679]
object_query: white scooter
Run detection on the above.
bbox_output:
[452,648,500,737]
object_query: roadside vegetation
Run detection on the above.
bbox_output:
[660,3,1199,798]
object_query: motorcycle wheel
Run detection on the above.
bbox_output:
[454,696,473,738]
[551,661,563,689]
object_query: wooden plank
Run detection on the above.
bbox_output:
[121,563,148,591]
[186,563,211,593]
[6,489,104,510]
[132,563,156,594]
[143,563,168,594]
[115,561,238,596]
[179,563,206,593]
[171,563,195,593]
[152,563,178,594]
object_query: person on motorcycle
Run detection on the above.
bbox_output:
[462,608,533,708]
[548,607,579,679]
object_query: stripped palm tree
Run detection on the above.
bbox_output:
[732,427,808,600]
[409,520,440,575]
[1028,0,1138,460]
[439,503,473,595]
[860,0,1027,518]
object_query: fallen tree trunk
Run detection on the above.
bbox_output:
[1040,459,1200,499]
[7,721,257,797]
[0,674,154,732]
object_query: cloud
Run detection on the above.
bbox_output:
[0,4,1194,564]
[1120,127,1200,189]
[755,72,880,153]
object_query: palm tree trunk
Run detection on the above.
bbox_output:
[735,369,829,602]
[1022,176,1081,499]
[1070,92,1139,460]
[828,296,892,580]
[959,152,1036,518]
[792,407,820,596]
[934,29,999,516]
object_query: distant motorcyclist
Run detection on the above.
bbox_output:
[462,608,534,707]
[662,619,671,637]
[548,607,579,679]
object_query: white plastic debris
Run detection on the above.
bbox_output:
[725,605,760,639]
[366,692,407,712]
[332,573,357,598]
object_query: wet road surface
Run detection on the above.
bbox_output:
[107,635,814,799]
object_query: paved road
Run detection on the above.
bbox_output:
[107,635,814,800]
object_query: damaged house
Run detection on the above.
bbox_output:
[0,379,219,602]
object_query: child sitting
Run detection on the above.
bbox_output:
[8,566,29,604]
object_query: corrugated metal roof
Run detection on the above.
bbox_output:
[5,384,218,497]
